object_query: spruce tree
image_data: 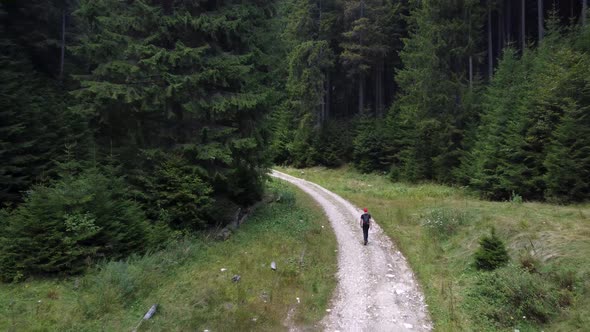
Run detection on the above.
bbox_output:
[0,6,86,204]
[340,0,392,114]
[544,98,590,202]
[474,228,510,271]
[279,0,338,166]
[72,0,275,216]
[497,20,588,200]
[461,48,534,199]
[352,116,391,173]
[0,162,151,281]
[464,16,590,201]
[388,0,483,182]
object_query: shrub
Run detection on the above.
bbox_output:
[467,265,561,328]
[474,228,510,271]
[353,117,392,173]
[288,113,318,168]
[133,152,214,230]
[0,166,152,281]
[312,120,354,167]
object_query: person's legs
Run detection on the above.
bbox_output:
[363,225,369,245]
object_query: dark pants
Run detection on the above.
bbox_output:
[362,224,370,244]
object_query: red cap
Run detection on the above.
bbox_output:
[363,208,368,212]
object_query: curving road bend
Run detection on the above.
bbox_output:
[271,170,432,332]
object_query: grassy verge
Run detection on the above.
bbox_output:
[0,179,337,331]
[278,166,590,331]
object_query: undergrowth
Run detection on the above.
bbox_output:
[0,179,337,331]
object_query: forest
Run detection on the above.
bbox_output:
[0,0,589,282]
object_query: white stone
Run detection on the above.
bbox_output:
[403,323,413,329]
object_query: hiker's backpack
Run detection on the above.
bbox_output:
[361,213,371,226]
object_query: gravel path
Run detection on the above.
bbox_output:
[271,170,432,332]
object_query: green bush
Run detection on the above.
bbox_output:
[0,166,152,281]
[467,265,562,329]
[313,120,354,167]
[353,117,392,173]
[288,114,319,168]
[132,152,214,230]
[474,228,510,271]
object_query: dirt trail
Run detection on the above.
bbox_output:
[271,170,432,332]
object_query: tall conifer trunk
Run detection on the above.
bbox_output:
[320,74,326,125]
[538,0,544,40]
[521,0,526,50]
[468,8,473,88]
[326,72,331,120]
[359,74,364,113]
[60,9,66,81]
[497,5,504,51]
[318,0,326,125]
[507,0,512,42]
[375,60,384,117]
[488,1,493,79]
[583,0,587,26]
[469,56,473,88]
[358,0,365,114]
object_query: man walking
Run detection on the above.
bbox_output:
[360,208,371,245]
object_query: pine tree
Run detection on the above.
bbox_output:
[464,15,590,201]
[500,18,587,200]
[544,102,590,202]
[388,0,483,182]
[461,47,534,199]
[0,162,152,281]
[352,115,391,172]
[474,227,510,271]
[340,0,392,114]
[72,0,275,213]
[130,151,214,230]
[279,0,337,166]
[542,38,590,202]
[0,5,86,204]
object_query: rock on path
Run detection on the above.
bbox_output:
[271,170,432,332]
